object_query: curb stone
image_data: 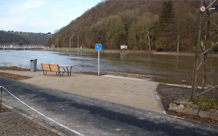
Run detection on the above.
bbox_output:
[154,83,166,114]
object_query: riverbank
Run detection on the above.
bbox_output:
[44,48,218,57]
[0,66,218,126]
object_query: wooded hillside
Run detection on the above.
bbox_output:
[45,0,218,51]
[0,31,30,45]
[0,31,51,45]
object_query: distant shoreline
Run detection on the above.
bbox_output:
[43,48,218,57]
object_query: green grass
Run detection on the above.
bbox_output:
[193,94,218,109]
[50,47,118,51]
[52,47,76,50]
[53,47,94,50]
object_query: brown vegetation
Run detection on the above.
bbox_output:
[0,66,40,80]
[0,72,31,80]
[0,66,30,71]
[45,0,218,52]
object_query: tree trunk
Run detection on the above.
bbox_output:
[63,38,65,47]
[148,28,151,51]
[69,34,73,48]
[69,36,71,48]
[177,18,180,52]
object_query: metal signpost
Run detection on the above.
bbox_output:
[96,44,102,76]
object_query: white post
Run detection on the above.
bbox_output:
[98,50,100,76]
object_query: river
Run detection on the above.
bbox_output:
[0,50,217,86]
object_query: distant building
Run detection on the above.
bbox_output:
[120,45,127,50]
[51,45,56,48]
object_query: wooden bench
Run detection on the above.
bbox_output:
[41,63,66,76]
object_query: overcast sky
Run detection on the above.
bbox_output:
[0,0,102,33]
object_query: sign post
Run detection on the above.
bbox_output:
[96,44,102,75]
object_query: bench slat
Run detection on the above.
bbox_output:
[50,64,59,72]
[41,63,50,71]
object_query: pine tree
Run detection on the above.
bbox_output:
[155,0,176,51]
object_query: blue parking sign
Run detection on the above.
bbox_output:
[215,5,218,10]
[96,44,102,50]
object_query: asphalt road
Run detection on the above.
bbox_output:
[0,77,218,136]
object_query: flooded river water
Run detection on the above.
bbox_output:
[0,50,217,85]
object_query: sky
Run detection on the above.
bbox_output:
[0,0,102,34]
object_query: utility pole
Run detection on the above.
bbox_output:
[191,0,203,101]
[191,0,218,100]
[202,0,212,91]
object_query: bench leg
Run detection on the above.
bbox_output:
[62,72,65,76]
[59,71,61,77]
[43,71,47,75]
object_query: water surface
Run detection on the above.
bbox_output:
[0,50,217,86]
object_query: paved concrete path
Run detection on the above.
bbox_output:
[0,72,218,135]
[0,70,162,113]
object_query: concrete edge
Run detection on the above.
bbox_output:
[2,103,66,136]
[163,83,192,88]
[154,83,166,114]
[163,83,210,90]
[102,75,147,81]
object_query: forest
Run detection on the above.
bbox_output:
[45,0,218,52]
[0,31,30,45]
[0,31,51,45]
